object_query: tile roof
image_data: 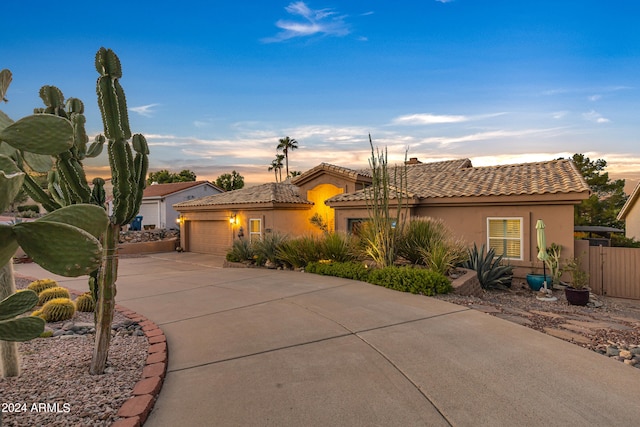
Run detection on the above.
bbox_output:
[174,182,313,208]
[291,162,371,184]
[143,181,216,198]
[328,159,590,202]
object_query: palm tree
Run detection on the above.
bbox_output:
[268,154,285,182]
[277,136,298,177]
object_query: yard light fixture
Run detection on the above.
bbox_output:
[229,213,237,225]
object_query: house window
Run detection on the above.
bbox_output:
[347,218,367,235]
[487,217,523,260]
[249,218,262,242]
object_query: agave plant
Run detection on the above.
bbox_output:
[462,243,514,289]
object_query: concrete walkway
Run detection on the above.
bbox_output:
[15,253,640,426]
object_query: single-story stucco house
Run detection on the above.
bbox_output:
[174,158,590,276]
[138,180,223,229]
[617,181,640,239]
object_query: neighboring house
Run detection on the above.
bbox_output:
[174,158,590,276]
[617,181,640,239]
[138,181,223,229]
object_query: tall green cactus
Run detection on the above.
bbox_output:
[91,48,149,374]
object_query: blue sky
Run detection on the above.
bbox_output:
[3,0,640,188]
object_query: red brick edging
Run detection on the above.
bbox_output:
[111,305,168,427]
[14,274,167,427]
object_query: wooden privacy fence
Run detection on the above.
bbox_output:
[575,240,640,300]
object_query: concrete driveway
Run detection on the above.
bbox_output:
[15,252,640,426]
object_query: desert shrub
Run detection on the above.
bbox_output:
[305,261,371,282]
[226,239,254,262]
[419,237,468,276]
[252,233,288,267]
[320,232,358,263]
[277,235,323,269]
[367,266,452,295]
[398,217,449,264]
[462,243,514,289]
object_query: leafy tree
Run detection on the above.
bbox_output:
[147,169,196,184]
[277,136,298,177]
[568,153,627,228]
[290,170,302,178]
[215,170,244,191]
[268,154,285,182]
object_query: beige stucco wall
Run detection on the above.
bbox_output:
[334,202,577,278]
[624,201,640,239]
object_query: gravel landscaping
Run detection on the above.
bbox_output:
[1,277,149,427]
[436,278,640,367]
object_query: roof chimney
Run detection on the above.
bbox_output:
[405,157,422,165]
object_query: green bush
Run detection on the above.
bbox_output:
[253,232,288,266]
[398,217,448,265]
[419,237,468,276]
[226,239,254,262]
[321,232,358,263]
[305,261,371,282]
[367,266,452,295]
[277,235,323,268]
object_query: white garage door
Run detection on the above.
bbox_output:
[187,220,231,255]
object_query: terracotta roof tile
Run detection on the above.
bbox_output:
[328,159,589,202]
[174,182,312,208]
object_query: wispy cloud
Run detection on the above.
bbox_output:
[583,110,610,124]
[263,1,350,43]
[435,0,454,3]
[393,113,468,125]
[129,103,160,118]
[588,94,602,101]
[392,112,507,126]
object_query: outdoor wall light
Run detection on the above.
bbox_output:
[176,215,184,225]
[229,213,237,225]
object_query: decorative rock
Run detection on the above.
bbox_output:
[623,359,637,366]
[606,346,620,357]
[619,350,632,359]
[630,347,640,356]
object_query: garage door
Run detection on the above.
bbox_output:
[187,220,231,255]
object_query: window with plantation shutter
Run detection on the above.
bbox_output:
[487,217,523,260]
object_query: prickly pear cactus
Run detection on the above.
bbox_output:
[0,290,44,341]
[40,298,76,322]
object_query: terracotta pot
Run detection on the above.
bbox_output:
[565,287,589,306]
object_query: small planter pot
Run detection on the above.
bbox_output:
[526,274,552,291]
[565,287,590,306]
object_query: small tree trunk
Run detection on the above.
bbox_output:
[0,261,20,377]
[90,223,120,375]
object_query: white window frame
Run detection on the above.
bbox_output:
[249,218,262,243]
[487,217,523,261]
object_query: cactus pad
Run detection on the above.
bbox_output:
[0,114,74,155]
[13,221,103,277]
[0,290,45,342]
[40,298,76,322]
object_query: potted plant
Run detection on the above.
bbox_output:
[526,261,552,291]
[564,256,589,306]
